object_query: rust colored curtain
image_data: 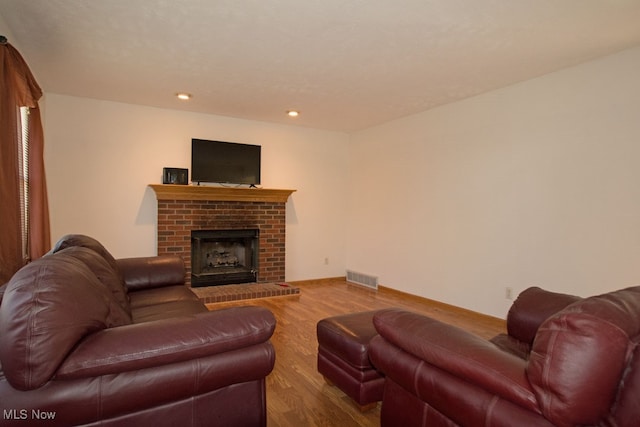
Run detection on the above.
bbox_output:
[0,41,50,284]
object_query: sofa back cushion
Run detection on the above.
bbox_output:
[50,234,121,275]
[49,233,130,305]
[57,246,132,318]
[605,334,640,427]
[527,286,640,427]
[507,286,581,345]
[0,253,116,390]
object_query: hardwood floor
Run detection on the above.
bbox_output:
[207,278,506,427]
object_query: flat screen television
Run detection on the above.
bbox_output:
[191,139,261,185]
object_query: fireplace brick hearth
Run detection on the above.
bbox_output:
[150,185,295,287]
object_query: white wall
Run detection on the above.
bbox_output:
[347,46,640,318]
[43,95,349,281]
[0,16,17,48]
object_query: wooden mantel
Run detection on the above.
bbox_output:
[149,184,296,203]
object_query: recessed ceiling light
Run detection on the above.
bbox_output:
[176,93,192,100]
[287,110,299,117]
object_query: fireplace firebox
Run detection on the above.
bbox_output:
[191,229,259,287]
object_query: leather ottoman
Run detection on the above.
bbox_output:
[316,310,385,411]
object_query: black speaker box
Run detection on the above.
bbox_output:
[163,167,188,185]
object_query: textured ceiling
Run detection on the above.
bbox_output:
[2,0,640,132]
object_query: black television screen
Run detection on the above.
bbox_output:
[191,139,261,185]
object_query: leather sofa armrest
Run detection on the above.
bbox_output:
[55,306,276,379]
[506,287,581,345]
[372,309,538,411]
[116,255,186,292]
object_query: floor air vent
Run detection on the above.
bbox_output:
[346,270,378,290]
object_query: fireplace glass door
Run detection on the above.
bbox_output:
[191,229,259,287]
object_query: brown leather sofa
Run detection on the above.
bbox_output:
[369,286,640,427]
[0,234,276,426]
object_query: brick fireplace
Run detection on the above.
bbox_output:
[149,185,295,287]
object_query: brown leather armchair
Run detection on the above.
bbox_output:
[0,234,276,426]
[369,286,640,427]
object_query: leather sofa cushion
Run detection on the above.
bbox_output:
[132,299,208,323]
[50,234,121,275]
[57,246,132,317]
[129,284,201,309]
[489,333,532,360]
[55,306,275,380]
[117,256,186,292]
[0,253,119,390]
[527,286,640,427]
[507,286,581,345]
[372,308,536,411]
[129,285,206,323]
